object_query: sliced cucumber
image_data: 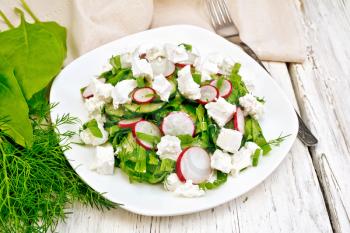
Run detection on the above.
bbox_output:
[124,102,165,113]
[104,104,125,117]
[169,78,177,98]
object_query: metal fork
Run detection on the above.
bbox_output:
[206,0,318,146]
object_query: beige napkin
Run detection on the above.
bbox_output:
[0,0,305,63]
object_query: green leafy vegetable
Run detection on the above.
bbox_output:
[226,63,248,104]
[244,116,271,154]
[136,132,161,145]
[199,171,228,190]
[83,119,103,138]
[0,8,66,100]
[216,76,224,90]
[0,57,32,146]
[252,148,261,166]
[179,43,192,51]
[136,76,146,87]
[192,72,201,84]
[110,55,121,71]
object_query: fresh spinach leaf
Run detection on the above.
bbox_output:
[83,119,102,138]
[0,57,32,146]
[244,117,271,155]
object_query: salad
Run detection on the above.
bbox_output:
[79,43,278,198]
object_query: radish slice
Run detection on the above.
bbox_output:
[118,117,142,128]
[234,107,245,134]
[161,111,195,136]
[175,63,194,68]
[176,147,212,184]
[132,87,156,104]
[197,85,219,104]
[150,58,175,77]
[210,79,232,98]
[133,120,162,149]
[82,85,94,99]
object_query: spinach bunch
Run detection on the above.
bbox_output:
[0,0,66,147]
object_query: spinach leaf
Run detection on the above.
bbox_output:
[226,63,248,104]
[83,119,102,138]
[0,10,66,100]
[199,171,228,190]
[244,117,271,155]
[0,56,32,146]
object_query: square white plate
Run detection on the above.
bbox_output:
[50,25,298,216]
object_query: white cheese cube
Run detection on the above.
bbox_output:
[90,144,115,175]
[210,149,233,173]
[156,135,182,161]
[216,128,242,153]
[152,74,173,101]
[205,97,236,127]
[177,65,201,100]
[111,79,137,108]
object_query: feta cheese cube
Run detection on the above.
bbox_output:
[231,142,261,176]
[164,43,189,63]
[239,94,264,120]
[174,180,205,197]
[131,58,153,79]
[164,173,182,191]
[120,52,133,68]
[90,78,113,101]
[156,135,182,161]
[111,79,137,108]
[210,149,233,173]
[216,128,243,153]
[177,65,201,100]
[152,74,173,101]
[80,121,108,146]
[205,97,236,127]
[90,144,115,175]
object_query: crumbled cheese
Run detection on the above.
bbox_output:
[111,79,137,108]
[216,128,243,153]
[152,74,173,101]
[156,135,182,161]
[90,78,113,101]
[231,142,260,176]
[207,170,218,183]
[164,43,189,63]
[239,94,264,120]
[164,173,183,191]
[205,97,236,127]
[80,121,108,146]
[120,52,133,68]
[175,180,205,197]
[210,149,233,173]
[218,57,235,75]
[177,65,201,100]
[84,96,105,119]
[131,58,153,79]
[90,143,115,175]
[145,45,165,61]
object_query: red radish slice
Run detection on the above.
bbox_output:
[118,117,142,128]
[197,85,219,104]
[175,63,194,68]
[132,87,156,104]
[133,120,162,150]
[233,107,245,134]
[161,111,195,136]
[176,147,212,184]
[210,79,232,98]
[82,85,94,99]
[150,58,175,77]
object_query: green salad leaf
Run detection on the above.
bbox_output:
[244,117,271,155]
[0,57,32,146]
[83,119,102,138]
[0,8,66,100]
[226,63,248,104]
[199,171,228,190]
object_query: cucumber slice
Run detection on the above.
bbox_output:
[124,102,165,113]
[169,78,177,98]
[104,104,125,117]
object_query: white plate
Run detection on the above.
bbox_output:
[50,25,298,216]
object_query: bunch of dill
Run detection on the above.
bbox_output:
[0,100,116,233]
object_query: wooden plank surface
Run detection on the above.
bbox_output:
[288,0,350,232]
[55,63,332,233]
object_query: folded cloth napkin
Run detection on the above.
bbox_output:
[0,0,305,63]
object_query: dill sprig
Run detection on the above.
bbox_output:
[0,103,116,233]
[264,133,291,147]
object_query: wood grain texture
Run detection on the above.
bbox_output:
[55,63,332,233]
[289,0,350,232]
